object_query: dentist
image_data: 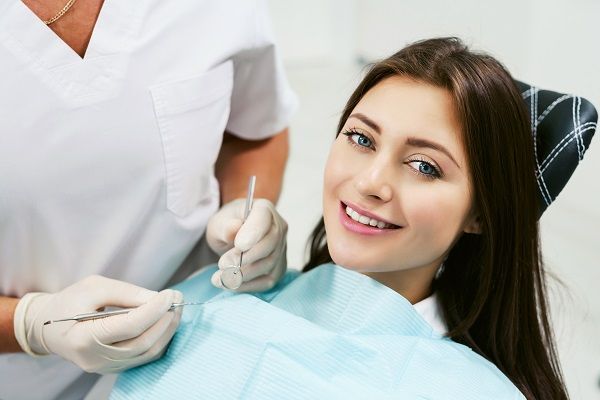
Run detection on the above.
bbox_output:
[0,0,296,399]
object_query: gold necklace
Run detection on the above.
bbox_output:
[43,0,77,25]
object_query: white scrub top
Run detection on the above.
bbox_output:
[0,0,297,398]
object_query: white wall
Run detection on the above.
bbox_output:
[269,1,600,398]
[355,0,534,76]
[268,0,358,66]
[527,2,600,399]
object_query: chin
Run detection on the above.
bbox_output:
[329,247,376,272]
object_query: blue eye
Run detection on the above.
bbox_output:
[419,162,435,175]
[354,134,372,147]
[408,159,441,179]
[341,129,373,149]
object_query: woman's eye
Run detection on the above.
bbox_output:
[351,133,372,148]
[408,160,441,179]
[340,129,374,150]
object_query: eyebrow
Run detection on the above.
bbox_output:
[348,112,461,169]
[349,113,381,133]
[405,137,461,169]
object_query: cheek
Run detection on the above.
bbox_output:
[322,143,360,265]
[404,185,471,246]
[323,145,343,228]
[323,142,356,201]
[324,142,347,183]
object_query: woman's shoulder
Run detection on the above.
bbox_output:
[145,264,523,399]
[404,337,525,399]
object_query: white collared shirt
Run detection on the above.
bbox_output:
[413,293,448,336]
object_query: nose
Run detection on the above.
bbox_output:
[353,159,394,202]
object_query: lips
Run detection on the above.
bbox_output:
[342,201,401,228]
[338,201,401,236]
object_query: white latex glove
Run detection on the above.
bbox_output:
[206,198,287,292]
[13,275,183,374]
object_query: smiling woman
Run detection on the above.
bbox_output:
[321,76,479,303]
[111,37,570,400]
[306,37,568,399]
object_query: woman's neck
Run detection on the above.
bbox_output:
[364,261,441,304]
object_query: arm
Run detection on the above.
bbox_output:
[0,296,21,353]
[208,128,290,291]
[2,278,184,373]
[215,128,289,204]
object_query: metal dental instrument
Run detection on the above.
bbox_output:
[42,302,207,325]
[43,177,256,324]
[220,175,256,290]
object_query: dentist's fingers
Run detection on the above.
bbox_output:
[91,289,179,344]
[235,250,287,293]
[232,274,277,293]
[103,309,176,359]
[210,270,224,288]
[208,198,288,292]
[207,218,243,255]
[211,242,286,291]
[103,305,182,373]
[79,275,159,310]
[107,291,184,358]
[219,225,281,269]
[234,199,276,251]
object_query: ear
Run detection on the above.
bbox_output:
[463,213,482,234]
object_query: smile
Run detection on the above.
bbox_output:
[339,202,401,236]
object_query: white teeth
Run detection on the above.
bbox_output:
[345,205,391,229]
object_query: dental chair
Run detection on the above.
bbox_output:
[516,81,597,215]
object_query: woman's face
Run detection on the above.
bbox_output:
[323,76,480,298]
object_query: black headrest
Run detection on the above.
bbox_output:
[516,81,597,216]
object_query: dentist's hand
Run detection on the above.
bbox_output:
[13,276,183,373]
[206,198,287,292]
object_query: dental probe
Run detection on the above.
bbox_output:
[43,301,207,325]
[219,175,256,290]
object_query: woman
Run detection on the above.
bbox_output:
[111,37,568,399]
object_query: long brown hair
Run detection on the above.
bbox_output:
[303,37,567,399]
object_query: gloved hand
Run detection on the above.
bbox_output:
[206,198,287,292]
[13,275,183,374]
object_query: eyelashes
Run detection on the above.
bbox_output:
[340,128,443,179]
[406,156,442,179]
[341,128,373,150]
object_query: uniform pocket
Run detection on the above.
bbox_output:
[151,61,233,217]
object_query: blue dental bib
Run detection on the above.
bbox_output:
[111,264,523,399]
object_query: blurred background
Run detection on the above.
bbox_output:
[268,1,600,399]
